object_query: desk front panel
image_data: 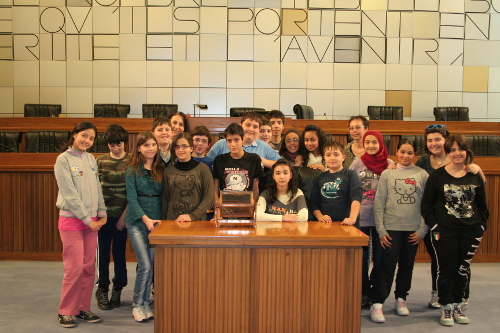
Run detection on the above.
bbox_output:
[150,221,368,333]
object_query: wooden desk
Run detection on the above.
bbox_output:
[149,220,369,333]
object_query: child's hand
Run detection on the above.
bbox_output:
[282,214,298,222]
[387,161,397,169]
[116,217,126,231]
[144,217,161,231]
[408,232,423,245]
[308,163,324,171]
[294,155,303,166]
[380,235,392,249]
[88,220,102,232]
[320,215,332,223]
[341,217,356,225]
[175,214,192,222]
[466,163,481,174]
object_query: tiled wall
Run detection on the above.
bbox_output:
[1,0,499,120]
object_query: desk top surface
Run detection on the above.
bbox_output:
[149,220,369,248]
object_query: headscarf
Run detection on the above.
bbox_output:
[360,130,388,175]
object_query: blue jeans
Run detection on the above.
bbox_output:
[127,223,154,308]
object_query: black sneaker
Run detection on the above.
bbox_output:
[75,311,101,323]
[95,288,111,310]
[110,286,122,307]
[58,314,75,328]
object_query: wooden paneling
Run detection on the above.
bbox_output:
[1,117,499,262]
[0,117,241,134]
[3,117,499,137]
[1,157,500,261]
[0,171,136,260]
[151,221,366,333]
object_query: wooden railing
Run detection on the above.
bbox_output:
[0,117,499,262]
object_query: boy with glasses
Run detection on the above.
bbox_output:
[191,125,214,171]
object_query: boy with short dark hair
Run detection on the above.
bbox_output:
[207,111,280,168]
[151,116,173,166]
[95,124,129,310]
[267,110,285,151]
[191,125,213,170]
[310,141,363,225]
[258,117,272,145]
[212,123,264,203]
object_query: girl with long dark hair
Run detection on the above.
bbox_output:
[55,121,107,328]
[256,159,308,222]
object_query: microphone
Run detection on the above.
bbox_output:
[324,113,328,120]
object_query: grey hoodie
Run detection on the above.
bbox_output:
[54,147,107,225]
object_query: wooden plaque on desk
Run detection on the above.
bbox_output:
[215,190,256,227]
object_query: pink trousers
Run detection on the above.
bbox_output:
[58,229,98,316]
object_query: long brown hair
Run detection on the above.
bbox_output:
[128,131,164,183]
[279,128,305,162]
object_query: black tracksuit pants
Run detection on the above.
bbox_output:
[429,224,483,305]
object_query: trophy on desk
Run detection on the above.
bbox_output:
[215,190,256,227]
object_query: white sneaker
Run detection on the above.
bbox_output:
[453,303,470,324]
[143,303,154,320]
[395,298,410,316]
[460,298,469,311]
[132,306,148,322]
[370,303,385,323]
[429,290,440,309]
[440,304,454,326]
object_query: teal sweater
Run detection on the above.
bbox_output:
[125,164,163,226]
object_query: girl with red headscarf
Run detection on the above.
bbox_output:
[349,130,392,309]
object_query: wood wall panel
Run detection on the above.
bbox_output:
[0,171,135,259]
[1,117,499,262]
[1,170,500,262]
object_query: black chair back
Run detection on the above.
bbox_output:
[293,104,314,119]
[367,106,403,120]
[24,104,61,117]
[26,131,70,153]
[94,104,130,118]
[142,104,178,118]
[434,107,469,121]
[229,107,266,117]
[0,132,21,152]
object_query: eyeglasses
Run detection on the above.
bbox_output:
[193,138,208,144]
[426,124,446,130]
[285,138,300,143]
[348,126,365,131]
[173,145,191,150]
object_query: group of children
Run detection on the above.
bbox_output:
[54,111,488,328]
